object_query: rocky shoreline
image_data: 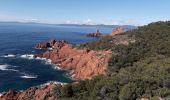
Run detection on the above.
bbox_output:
[0,28,127,100]
[0,39,111,100]
[34,39,111,80]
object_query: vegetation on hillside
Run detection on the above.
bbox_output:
[53,21,170,100]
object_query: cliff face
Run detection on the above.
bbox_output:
[35,40,111,80]
[0,83,58,100]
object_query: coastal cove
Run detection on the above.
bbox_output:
[0,22,129,92]
[0,0,169,99]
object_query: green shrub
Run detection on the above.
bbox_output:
[54,21,170,100]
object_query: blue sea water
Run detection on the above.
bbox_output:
[0,22,114,92]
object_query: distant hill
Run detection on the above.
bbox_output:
[0,21,136,30]
[57,24,136,30]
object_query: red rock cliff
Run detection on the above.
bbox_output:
[35,40,111,80]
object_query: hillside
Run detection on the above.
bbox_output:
[54,21,170,100]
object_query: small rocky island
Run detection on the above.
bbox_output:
[86,27,125,38]
[86,29,102,37]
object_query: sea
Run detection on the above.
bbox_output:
[0,22,122,92]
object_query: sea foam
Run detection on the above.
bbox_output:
[20,73,37,79]
[0,64,8,71]
[35,57,62,70]
[47,48,53,50]
[20,54,34,59]
[1,54,16,58]
[39,81,67,88]
[0,64,19,72]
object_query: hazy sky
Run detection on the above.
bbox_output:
[0,0,169,25]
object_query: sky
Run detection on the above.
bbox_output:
[0,0,170,25]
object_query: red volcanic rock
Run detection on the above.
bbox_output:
[86,29,102,37]
[110,27,124,36]
[35,39,67,49]
[48,40,57,46]
[53,40,67,49]
[0,90,20,100]
[35,40,111,80]
[0,83,58,100]
[87,28,125,38]
[36,42,51,49]
[86,32,102,37]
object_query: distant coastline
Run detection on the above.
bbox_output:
[0,21,136,29]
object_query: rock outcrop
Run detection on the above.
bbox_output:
[35,40,67,49]
[110,27,124,36]
[86,27,125,38]
[86,29,102,37]
[0,83,58,100]
[34,40,111,80]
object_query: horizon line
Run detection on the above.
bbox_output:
[0,20,138,26]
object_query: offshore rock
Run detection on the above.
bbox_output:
[86,27,125,38]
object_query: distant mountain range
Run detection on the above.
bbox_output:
[58,24,136,30]
[0,21,136,30]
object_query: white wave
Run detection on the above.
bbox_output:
[40,58,62,70]
[35,57,46,60]
[40,81,67,87]
[1,54,16,58]
[0,93,2,97]
[35,57,51,64]
[53,81,67,85]
[20,73,37,79]
[20,75,37,79]
[0,64,37,79]
[47,48,53,50]
[0,64,19,72]
[36,57,62,70]
[20,54,34,59]
[0,64,8,71]
[45,59,52,64]
[53,65,62,70]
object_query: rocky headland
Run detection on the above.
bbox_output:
[35,39,111,80]
[0,39,111,100]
